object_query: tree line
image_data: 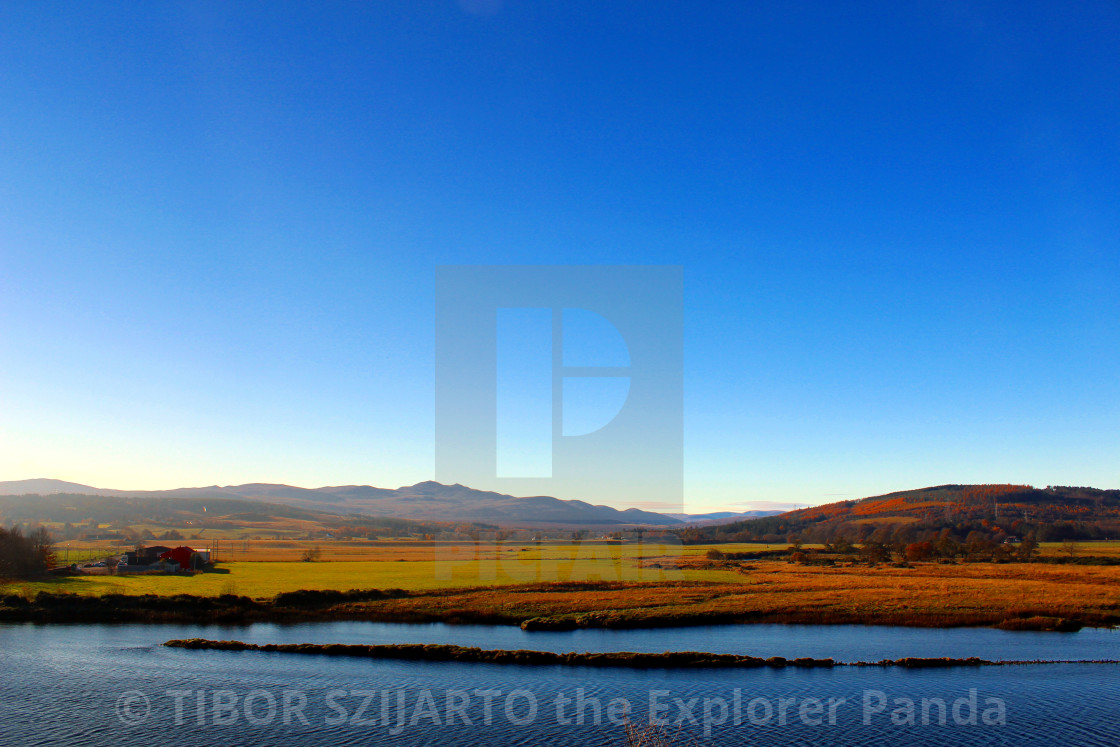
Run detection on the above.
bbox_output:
[0,526,54,579]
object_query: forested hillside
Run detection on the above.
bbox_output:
[680,485,1120,546]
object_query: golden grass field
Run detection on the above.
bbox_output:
[4,539,1120,628]
[2,541,731,597]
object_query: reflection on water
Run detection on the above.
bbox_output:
[2,622,1119,746]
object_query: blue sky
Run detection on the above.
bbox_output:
[1,1,1118,511]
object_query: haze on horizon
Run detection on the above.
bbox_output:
[1,2,1118,513]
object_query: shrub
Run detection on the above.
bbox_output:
[905,541,933,562]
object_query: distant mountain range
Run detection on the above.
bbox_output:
[0,478,757,527]
[8,480,1114,537]
[662,510,785,525]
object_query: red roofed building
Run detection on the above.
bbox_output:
[159,546,198,571]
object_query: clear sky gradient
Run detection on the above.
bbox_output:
[1,1,1118,511]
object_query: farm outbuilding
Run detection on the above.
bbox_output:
[124,546,173,566]
[159,546,201,571]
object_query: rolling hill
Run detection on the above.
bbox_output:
[0,479,684,528]
[680,484,1120,544]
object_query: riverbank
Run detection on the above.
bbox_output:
[0,576,1107,630]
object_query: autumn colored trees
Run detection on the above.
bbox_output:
[680,485,1120,549]
[905,541,933,562]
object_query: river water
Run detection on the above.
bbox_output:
[2,622,1119,745]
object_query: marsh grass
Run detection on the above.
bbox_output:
[2,563,1117,629]
[3,544,1120,629]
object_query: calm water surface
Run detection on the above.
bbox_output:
[2,622,1119,746]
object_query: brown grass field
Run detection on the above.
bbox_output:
[337,561,1120,629]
